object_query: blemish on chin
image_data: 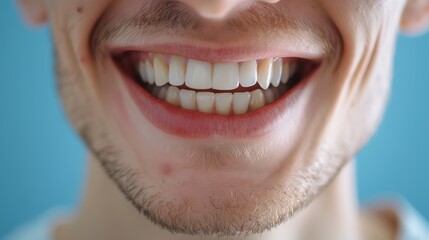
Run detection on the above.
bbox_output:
[80,56,88,64]
[160,163,173,177]
[76,5,84,14]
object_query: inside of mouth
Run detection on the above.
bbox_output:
[115,52,317,116]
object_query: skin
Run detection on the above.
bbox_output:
[19,0,429,239]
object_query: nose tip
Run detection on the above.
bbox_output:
[177,0,281,20]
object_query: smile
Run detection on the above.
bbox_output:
[113,47,320,138]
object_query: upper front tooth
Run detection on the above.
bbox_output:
[144,60,155,84]
[271,58,282,87]
[257,58,273,90]
[185,59,212,90]
[239,60,257,87]
[212,63,240,90]
[154,54,169,86]
[169,56,186,86]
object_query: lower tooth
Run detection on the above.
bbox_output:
[197,92,215,113]
[157,86,168,100]
[215,93,233,115]
[233,92,251,115]
[250,89,266,111]
[278,85,288,95]
[180,89,197,110]
[264,89,276,104]
[165,86,180,106]
[272,88,281,99]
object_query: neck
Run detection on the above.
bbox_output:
[62,156,361,240]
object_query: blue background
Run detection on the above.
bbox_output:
[1,1,428,237]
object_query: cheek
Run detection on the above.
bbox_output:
[160,162,174,177]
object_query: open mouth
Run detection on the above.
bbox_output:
[114,52,318,116]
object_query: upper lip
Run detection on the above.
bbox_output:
[108,36,327,63]
[111,45,324,63]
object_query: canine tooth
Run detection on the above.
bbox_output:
[157,86,168,100]
[215,93,233,115]
[281,62,290,84]
[165,86,180,106]
[212,63,240,90]
[138,62,148,83]
[145,60,155,84]
[257,58,273,90]
[239,60,257,87]
[180,89,197,110]
[197,92,215,113]
[185,59,212,90]
[271,59,282,87]
[154,55,169,86]
[233,92,251,115]
[250,89,266,111]
[169,56,186,86]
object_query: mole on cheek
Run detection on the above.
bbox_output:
[160,163,173,177]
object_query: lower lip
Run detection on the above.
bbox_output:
[122,70,311,139]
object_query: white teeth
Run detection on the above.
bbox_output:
[185,59,212,90]
[169,56,186,86]
[239,60,258,87]
[215,93,233,115]
[145,60,155,84]
[212,63,240,90]
[180,89,197,110]
[257,58,273,90]
[197,92,215,113]
[138,55,297,90]
[150,86,282,114]
[137,55,301,114]
[154,54,169,86]
[250,89,266,111]
[165,86,180,106]
[233,92,251,115]
[271,59,282,87]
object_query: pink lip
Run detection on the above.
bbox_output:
[121,67,313,139]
